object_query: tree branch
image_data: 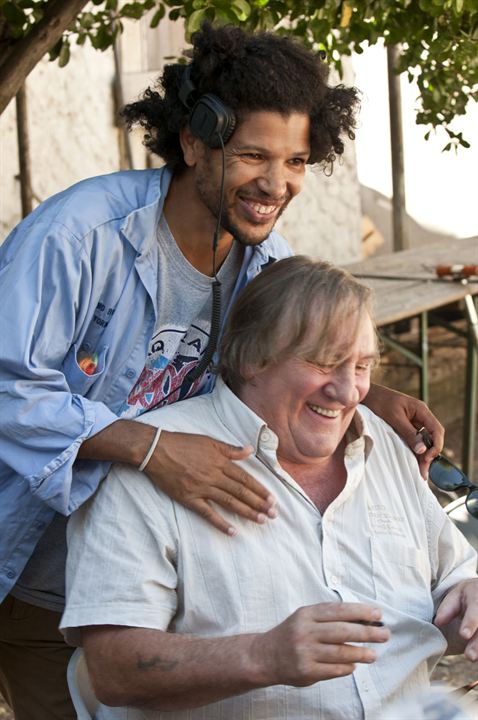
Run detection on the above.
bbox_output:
[0,0,89,115]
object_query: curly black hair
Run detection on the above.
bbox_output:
[121,23,360,173]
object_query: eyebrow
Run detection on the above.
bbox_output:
[234,144,310,157]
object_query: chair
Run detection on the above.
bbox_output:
[67,647,99,720]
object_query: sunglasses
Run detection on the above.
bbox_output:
[419,428,478,519]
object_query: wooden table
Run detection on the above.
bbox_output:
[344,237,478,476]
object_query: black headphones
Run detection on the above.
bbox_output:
[178,66,236,149]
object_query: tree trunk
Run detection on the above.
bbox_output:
[387,44,409,252]
[0,0,89,116]
[15,85,33,217]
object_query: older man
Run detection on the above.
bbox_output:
[62,257,478,720]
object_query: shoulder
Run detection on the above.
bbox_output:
[39,168,163,237]
[2,169,162,248]
[135,393,218,436]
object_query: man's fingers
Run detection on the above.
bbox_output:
[411,410,444,456]
[322,642,377,664]
[220,471,277,515]
[219,442,277,503]
[307,601,383,626]
[208,487,276,524]
[434,591,461,627]
[189,498,238,536]
[312,662,356,681]
[220,442,255,460]
[310,620,390,647]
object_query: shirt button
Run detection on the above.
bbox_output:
[125,369,135,379]
[261,429,272,442]
[6,570,15,579]
[331,575,339,585]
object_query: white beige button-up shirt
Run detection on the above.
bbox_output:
[62,378,477,720]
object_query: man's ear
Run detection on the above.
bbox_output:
[179,126,202,167]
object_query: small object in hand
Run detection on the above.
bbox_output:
[357,620,384,627]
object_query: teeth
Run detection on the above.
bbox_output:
[308,404,340,418]
[249,202,278,215]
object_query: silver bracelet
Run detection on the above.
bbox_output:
[138,427,162,472]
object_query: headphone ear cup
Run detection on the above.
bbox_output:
[188,94,236,149]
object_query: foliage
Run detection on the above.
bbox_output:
[1,0,477,148]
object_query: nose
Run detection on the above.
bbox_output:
[323,366,360,406]
[256,161,288,199]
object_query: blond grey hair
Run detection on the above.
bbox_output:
[218,256,377,391]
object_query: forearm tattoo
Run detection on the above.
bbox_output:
[136,653,178,672]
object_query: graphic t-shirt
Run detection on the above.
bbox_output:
[12,216,242,612]
[120,214,242,418]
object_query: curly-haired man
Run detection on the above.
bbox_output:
[0,23,442,720]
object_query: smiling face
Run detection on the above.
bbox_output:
[190,111,311,246]
[239,311,378,467]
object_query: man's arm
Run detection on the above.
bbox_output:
[362,383,444,476]
[82,603,390,711]
[78,419,277,535]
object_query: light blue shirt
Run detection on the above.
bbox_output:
[0,165,292,600]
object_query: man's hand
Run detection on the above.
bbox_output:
[79,420,277,536]
[145,430,277,536]
[252,602,390,686]
[434,580,478,660]
[363,384,444,478]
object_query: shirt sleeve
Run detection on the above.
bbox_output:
[61,462,178,646]
[0,220,118,515]
[428,496,478,611]
[409,454,478,608]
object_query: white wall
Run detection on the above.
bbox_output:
[0,43,119,239]
[353,42,478,241]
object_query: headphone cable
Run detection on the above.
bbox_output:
[185,134,225,383]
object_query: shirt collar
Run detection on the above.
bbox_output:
[345,407,374,462]
[120,166,173,254]
[211,377,269,452]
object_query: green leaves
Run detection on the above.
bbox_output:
[1,0,476,146]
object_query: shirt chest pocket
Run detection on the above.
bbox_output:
[370,537,434,620]
[61,343,108,396]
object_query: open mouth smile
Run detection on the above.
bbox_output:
[239,196,282,220]
[307,403,341,418]
[248,201,279,216]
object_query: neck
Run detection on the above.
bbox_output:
[279,444,347,514]
[163,169,234,276]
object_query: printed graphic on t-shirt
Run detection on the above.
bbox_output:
[119,323,210,418]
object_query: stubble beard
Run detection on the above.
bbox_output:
[195,162,288,247]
